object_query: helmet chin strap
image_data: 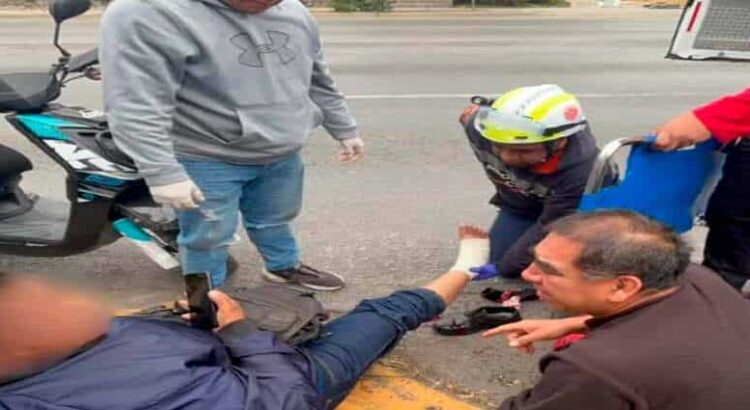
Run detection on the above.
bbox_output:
[542,139,566,162]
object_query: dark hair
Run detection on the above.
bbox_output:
[547,210,692,290]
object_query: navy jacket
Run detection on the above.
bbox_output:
[0,317,322,410]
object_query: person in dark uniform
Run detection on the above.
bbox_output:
[460,84,602,280]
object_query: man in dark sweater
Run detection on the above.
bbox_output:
[460,84,601,279]
[486,210,750,410]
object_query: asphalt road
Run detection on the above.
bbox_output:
[0,7,746,407]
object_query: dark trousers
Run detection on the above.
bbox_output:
[489,209,538,274]
[704,138,750,290]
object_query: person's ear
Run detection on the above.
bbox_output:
[607,275,643,303]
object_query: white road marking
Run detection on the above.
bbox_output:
[347,92,708,100]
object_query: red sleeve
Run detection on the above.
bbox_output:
[693,87,750,144]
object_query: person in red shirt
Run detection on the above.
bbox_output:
[654,87,750,292]
[654,88,750,149]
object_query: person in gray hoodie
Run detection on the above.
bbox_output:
[100,0,363,290]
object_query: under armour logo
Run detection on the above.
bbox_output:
[230,31,296,68]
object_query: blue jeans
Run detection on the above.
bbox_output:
[299,289,445,409]
[489,209,537,270]
[176,154,304,286]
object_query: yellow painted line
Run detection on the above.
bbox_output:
[337,363,480,410]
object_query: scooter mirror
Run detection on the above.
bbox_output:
[48,0,91,24]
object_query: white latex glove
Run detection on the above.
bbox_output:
[149,179,205,210]
[337,137,365,162]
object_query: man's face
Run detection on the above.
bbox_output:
[0,277,111,380]
[492,143,548,168]
[521,233,615,316]
[223,0,282,13]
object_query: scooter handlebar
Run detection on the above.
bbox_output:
[67,47,98,74]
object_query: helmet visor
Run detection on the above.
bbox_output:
[474,106,549,145]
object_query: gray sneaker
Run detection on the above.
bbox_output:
[263,263,345,291]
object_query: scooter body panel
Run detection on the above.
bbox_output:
[0,110,134,255]
[0,12,186,269]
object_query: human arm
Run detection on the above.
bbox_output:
[307,24,362,162]
[482,316,591,354]
[99,1,191,188]
[654,87,750,150]
[694,87,750,143]
[209,291,323,410]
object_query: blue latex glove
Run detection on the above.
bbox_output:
[469,263,499,281]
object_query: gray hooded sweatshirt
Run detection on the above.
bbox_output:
[100,0,358,186]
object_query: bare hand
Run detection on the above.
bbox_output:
[652,111,712,151]
[459,104,479,126]
[208,290,246,330]
[177,290,246,330]
[482,316,590,354]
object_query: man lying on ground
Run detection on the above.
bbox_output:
[486,210,750,410]
[0,226,489,410]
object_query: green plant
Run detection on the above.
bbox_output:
[331,0,393,12]
[454,0,569,6]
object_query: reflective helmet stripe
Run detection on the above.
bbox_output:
[491,87,526,111]
[481,127,540,143]
[529,93,576,122]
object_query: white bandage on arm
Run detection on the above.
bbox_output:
[450,238,490,279]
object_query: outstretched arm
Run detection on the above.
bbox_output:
[654,87,750,150]
[483,316,591,354]
[694,87,750,143]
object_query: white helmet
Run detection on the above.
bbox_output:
[474,84,587,145]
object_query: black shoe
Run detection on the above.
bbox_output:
[433,306,521,336]
[263,263,345,291]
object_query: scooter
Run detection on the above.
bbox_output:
[0,0,201,271]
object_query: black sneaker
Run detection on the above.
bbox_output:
[263,263,345,291]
